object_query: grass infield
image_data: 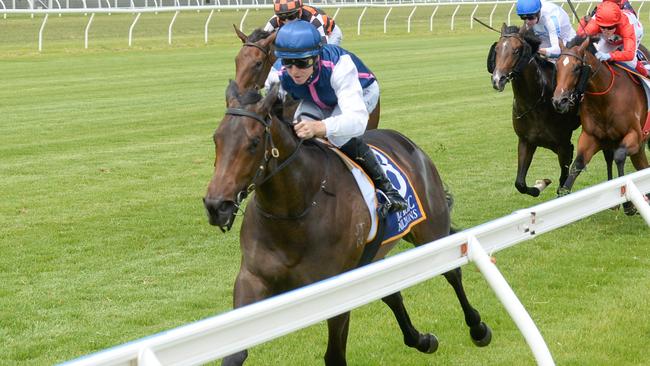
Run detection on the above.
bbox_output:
[1,9,650,366]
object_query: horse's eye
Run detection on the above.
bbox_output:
[513,48,520,55]
[255,61,263,69]
[249,137,261,153]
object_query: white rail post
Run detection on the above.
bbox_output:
[407,6,416,33]
[489,3,497,27]
[168,10,179,45]
[508,3,515,25]
[128,12,141,47]
[450,4,460,31]
[467,235,555,366]
[38,13,48,51]
[624,180,650,224]
[84,13,95,49]
[470,4,479,29]
[239,8,249,33]
[357,6,367,35]
[332,7,340,20]
[429,5,439,32]
[572,3,580,24]
[205,9,215,44]
[383,7,392,34]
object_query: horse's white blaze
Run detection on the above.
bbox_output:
[562,57,570,67]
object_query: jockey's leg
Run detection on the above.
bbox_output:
[339,137,408,213]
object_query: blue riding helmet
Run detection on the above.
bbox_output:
[275,20,322,59]
[516,0,541,15]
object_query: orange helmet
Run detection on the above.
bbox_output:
[274,0,302,16]
[596,1,622,27]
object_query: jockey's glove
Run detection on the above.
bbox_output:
[595,51,612,62]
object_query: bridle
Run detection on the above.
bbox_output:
[224,107,304,206]
[557,48,608,107]
[241,41,273,89]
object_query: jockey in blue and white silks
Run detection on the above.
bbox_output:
[517,0,576,59]
[274,20,407,213]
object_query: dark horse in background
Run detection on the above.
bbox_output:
[232,26,380,130]
[489,24,614,196]
[552,36,650,214]
[203,81,492,365]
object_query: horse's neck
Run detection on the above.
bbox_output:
[512,59,547,99]
[254,116,326,218]
[586,60,615,97]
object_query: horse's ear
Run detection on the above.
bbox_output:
[260,31,277,49]
[226,80,240,106]
[559,38,566,51]
[261,83,280,112]
[579,37,590,52]
[233,24,247,43]
[500,23,507,35]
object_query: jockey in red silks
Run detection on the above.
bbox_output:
[577,1,647,77]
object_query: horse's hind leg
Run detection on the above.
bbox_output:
[443,267,492,347]
[382,292,439,354]
[325,312,350,366]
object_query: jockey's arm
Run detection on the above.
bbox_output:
[609,23,637,61]
[540,15,562,57]
[577,17,600,37]
[323,55,369,140]
[263,17,277,33]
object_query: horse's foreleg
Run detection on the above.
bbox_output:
[325,312,350,366]
[381,292,438,354]
[557,142,574,193]
[514,139,540,196]
[443,268,492,347]
[558,133,600,196]
[603,149,614,181]
[221,270,271,366]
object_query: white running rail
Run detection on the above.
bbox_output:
[60,168,650,366]
[2,1,642,51]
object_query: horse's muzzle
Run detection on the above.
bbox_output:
[551,94,573,114]
[491,72,508,92]
[203,197,237,232]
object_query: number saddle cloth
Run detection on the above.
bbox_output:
[324,140,427,245]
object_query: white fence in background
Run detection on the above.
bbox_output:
[59,168,650,366]
[2,1,648,51]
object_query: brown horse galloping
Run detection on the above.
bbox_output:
[552,36,649,212]
[232,26,380,129]
[203,81,492,365]
[490,24,612,197]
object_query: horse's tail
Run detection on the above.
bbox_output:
[444,184,463,234]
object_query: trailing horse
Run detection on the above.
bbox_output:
[203,81,492,365]
[552,36,650,214]
[489,24,614,196]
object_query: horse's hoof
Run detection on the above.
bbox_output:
[417,333,439,354]
[557,187,570,197]
[623,202,638,216]
[470,322,492,347]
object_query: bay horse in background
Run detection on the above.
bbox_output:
[232,25,380,129]
[552,36,650,214]
[203,81,492,366]
[489,24,614,197]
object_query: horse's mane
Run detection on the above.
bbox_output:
[566,35,598,54]
[502,25,542,53]
[247,28,273,42]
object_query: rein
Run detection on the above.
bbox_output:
[224,107,329,220]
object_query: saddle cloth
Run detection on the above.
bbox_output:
[326,142,427,244]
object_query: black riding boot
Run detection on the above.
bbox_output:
[340,138,408,213]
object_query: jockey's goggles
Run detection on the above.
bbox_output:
[519,14,537,20]
[278,11,300,21]
[281,57,316,69]
[599,24,617,30]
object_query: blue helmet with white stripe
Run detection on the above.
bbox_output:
[516,0,541,15]
[274,20,322,59]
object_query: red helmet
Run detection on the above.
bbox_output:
[596,1,622,27]
[603,0,622,6]
[274,0,302,15]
